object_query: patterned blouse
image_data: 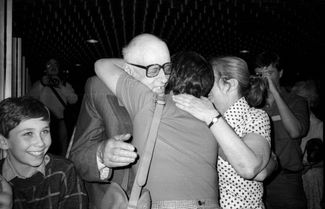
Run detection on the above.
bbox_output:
[218,97,271,209]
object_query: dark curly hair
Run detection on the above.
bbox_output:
[166,51,214,98]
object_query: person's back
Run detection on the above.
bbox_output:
[121,87,219,201]
[152,99,218,201]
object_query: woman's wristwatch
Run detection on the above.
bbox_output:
[208,114,222,128]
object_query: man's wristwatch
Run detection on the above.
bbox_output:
[208,114,222,128]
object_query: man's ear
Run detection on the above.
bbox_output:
[0,134,9,150]
[124,65,134,76]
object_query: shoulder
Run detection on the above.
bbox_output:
[246,107,270,128]
[85,76,102,88]
[245,108,271,143]
[84,76,115,98]
[248,108,269,119]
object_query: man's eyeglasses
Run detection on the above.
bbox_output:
[127,62,172,78]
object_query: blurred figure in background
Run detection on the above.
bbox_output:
[292,79,323,209]
[28,58,78,156]
[254,51,309,209]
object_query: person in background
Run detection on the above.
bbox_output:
[0,175,12,209]
[291,79,323,209]
[173,56,276,209]
[95,50,221,208]
[69,33,167,209]
[254,51,309,209]
[28,58,78,156]
[0,96,88,209]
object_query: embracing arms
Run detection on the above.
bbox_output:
[173,94,275,180]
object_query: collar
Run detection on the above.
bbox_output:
[2,154,50,181]
[223,97,249,128]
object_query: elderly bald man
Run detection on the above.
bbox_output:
[70,33,171,209]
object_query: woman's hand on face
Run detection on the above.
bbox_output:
[172,94,218,124]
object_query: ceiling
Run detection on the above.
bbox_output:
[13,0,325,87]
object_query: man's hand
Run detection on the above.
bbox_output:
[98,133,137,168]
[0,175,12,209]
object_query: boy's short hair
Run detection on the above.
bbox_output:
[0,96,50,138]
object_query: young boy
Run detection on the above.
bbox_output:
[0,96,88,209]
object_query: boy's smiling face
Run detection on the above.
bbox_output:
[2,117,51,173]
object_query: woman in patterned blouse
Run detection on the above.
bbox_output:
[173,56,277,209]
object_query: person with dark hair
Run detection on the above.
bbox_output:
[165,51,213,97]
[173,56,275,208]
[0,96,88,209]
[28,58,78,156]
[254,51,309,209]
[95,50,221,208]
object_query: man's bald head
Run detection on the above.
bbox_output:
[121,33,170,94]
[122,33,170,65]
